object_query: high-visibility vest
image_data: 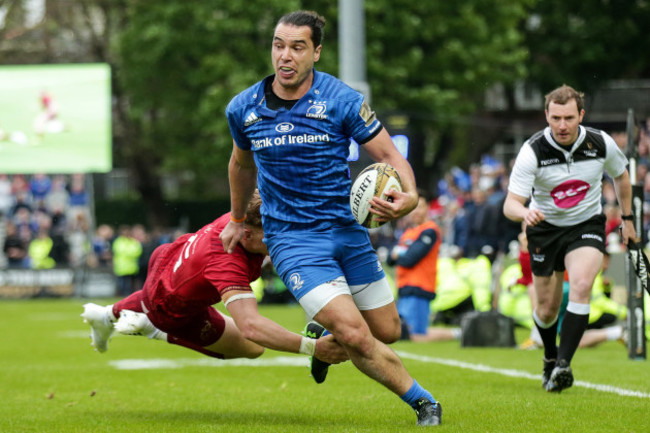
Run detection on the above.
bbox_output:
[29,236,55,269]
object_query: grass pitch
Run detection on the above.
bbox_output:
[1,299,648,433]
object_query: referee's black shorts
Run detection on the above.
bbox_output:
[525,213,606,277]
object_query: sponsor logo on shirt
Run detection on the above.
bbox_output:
[550,179,590,209]
[275,122,295,133]
[251,132,331,149]
[540,158,561,166]
[306,101,328,120]
[244,112,261,127]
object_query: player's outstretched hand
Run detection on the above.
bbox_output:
[314,335,348,364]
[368,189,418,223]
[219,221,245,254]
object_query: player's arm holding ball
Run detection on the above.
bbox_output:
[363,127,418,223]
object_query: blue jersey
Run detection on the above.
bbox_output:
[226,70,383,235]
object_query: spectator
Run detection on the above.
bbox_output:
[10,192,32,219]
[387,192,442,342]
[49,205,68,237]
[10,174,29,196]
[67,173,89,223]
[3,221,28,268]
[112,225,142,296]
[29,173,52,202]
[44,175,69,215]
[91,224,114,268]
[465,187,489,257]
[13,207,36,238]
[66,213,89,268]
[28,225,56,269]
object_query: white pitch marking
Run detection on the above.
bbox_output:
[109,356,308,370]
[396,351,650,399]
[108,351,650,399]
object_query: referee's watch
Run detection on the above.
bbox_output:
[621,214,634,221]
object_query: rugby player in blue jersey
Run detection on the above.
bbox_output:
[220,10,441,427]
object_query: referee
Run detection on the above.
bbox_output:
[503,84,636,392]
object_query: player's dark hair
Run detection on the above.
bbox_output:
[244,189,263,228]
[277,10,326,47]
[545,84,585,112]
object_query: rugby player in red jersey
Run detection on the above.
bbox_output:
[81,190,346,364]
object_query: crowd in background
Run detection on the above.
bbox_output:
[0,172,182,297]
[1,122,649,298]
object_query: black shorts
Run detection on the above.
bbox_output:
[525,213,606,277]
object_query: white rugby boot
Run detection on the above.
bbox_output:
[81,303,115,353]
[115,310,165,340]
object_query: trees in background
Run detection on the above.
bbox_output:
[1,0,650,226]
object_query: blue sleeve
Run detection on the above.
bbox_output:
[397,228,438,268]
[226,99,251,150]
[342,95,383,144]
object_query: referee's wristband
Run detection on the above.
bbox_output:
[299,336,316,356]
[621,214,634,221]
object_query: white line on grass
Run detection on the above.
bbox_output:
[109,356,308,370]
[109,352,649,399]
[396,351,650,399]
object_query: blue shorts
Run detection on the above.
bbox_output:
[398,296,431,335]
[265,224,385,301]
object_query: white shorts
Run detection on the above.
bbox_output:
[298,276,395,319]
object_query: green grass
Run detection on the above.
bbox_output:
[1,299,649,433]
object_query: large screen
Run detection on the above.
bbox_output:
[0,63,111,174]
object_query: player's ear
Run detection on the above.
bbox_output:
[313,45,322,62]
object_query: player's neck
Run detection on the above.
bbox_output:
[271,73,313,101]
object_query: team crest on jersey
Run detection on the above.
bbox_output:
[244,111,262,127]
[289,272,304,291]
[306,101,328,120]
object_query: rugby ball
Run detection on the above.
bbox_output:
[350,163,402,229]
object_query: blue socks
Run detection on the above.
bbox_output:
[400,380,436,408]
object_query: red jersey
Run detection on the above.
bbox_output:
[143,213,265,318]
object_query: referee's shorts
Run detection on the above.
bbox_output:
[525,213,606,276]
